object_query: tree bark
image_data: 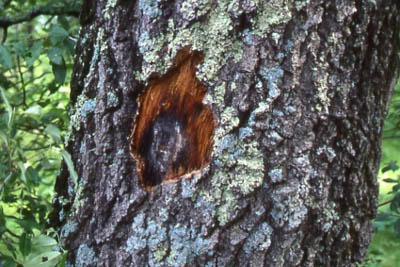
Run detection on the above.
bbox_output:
[51,0,400,266]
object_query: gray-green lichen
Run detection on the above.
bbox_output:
[242,222,273,255]
[251,0,293,37]
[69,178,89,215]
[103,0,118,20]
[180,0,212,23]
[139,0,162,20]
[76,244,97,267]
[319,202,340,232]
[132,0,295,231]
[126,215,219,266]
[210,125,264,226]
[85,28,105,88]
[60,221,78,239]
[270,180,310,231]
[106,91,119,108]
[269,168,284,183]
[126,0,314,261]
[64,95,96,145]
[65,26,107,146]
[134,0,248,84]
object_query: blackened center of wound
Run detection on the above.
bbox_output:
[140,112,189,186]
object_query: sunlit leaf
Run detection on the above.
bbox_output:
[17,161,27,184]
[61,150,78,187]
[45,124,61,144]
[24,104,42,117]
[24,251,63,267]
[30,235,58,254]
[0,86,13,127]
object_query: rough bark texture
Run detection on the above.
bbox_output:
[51,0,400,266]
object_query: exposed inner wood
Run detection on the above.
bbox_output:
[130,48,215,190]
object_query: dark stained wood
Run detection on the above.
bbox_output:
[130,48,216,190]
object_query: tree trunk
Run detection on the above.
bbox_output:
[51,0,400,266]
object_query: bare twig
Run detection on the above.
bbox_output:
[378,199,394,207]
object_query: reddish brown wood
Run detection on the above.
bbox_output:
[130,48,216,190]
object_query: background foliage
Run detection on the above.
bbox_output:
[0,1,399,266]
[363,79,400,267]
[0,0,80,266]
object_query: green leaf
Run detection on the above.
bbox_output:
[49,25,69,45]
[25,104,43,117]
[13,41,27,57]
[375,213,392,222]
[17,161,27,184]
[41,108,65,123]
[382,178,398,183]
[0,86,13,127]
[52,60,66,84]
[61,150,78,187]
[24,251,62,267]
[47,48,63,65]
[0,255,17,267]
[57,252,67,267]
[0,44,12,69]
[390,193,400,213]
[393,183,400,193]
[14,218,39,233]
[19,233,32,257]
[26,41,43,67]
[0,130,9,148]
[382,161,399,173]
[30,235,58,254]
[26,167,39,185]
[395,219,400,237]
[45,124,61,144]
[57,16,70,30]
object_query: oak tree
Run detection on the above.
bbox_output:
[52,0,400,266]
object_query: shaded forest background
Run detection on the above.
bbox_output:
[0,0,399,266]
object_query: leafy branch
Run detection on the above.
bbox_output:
[0,3,80,28]
[0,2,80,43]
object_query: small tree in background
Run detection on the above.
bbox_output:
[0,0,79,265]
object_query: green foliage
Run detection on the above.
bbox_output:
[0,0,80,265]
[364,77,400,266]
[363,231,400,267]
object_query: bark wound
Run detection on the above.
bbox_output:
[130,48,215,190]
